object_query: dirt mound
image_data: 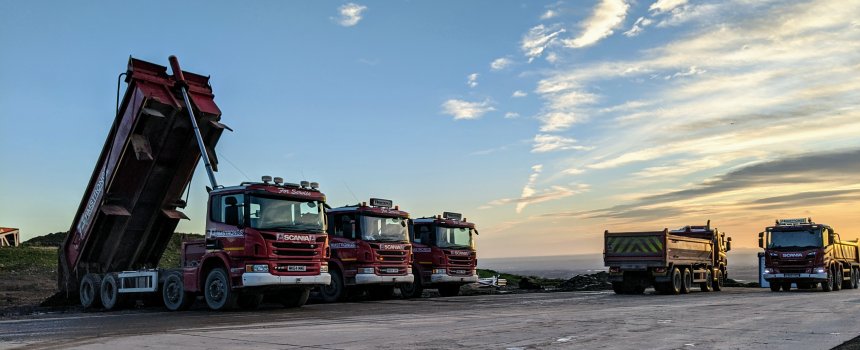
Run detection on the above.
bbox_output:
[558,272,612,291]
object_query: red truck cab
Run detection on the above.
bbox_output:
[318,198,414,302]
[401,212,478,298]
[161,177,331,310]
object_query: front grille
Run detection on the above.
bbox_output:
[377,249,407,263]
[779,267,807,273]
[273,242,317,250]
[268,240,321,261]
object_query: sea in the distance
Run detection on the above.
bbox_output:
[478,248,762,283]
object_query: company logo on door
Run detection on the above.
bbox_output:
[277,233,314,242]
[781,253,803,258]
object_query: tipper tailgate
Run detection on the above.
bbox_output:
[604,231,667,267]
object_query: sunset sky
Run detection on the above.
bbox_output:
[1,0,858,258]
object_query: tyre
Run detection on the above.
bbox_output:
[781,282,792,291]
[612,282,628,294]
[853,268,859,289]
[822,270,833,292]
[204,268,237,310]
[631,286,646,294]
[769,283,781,292]
[79,273,102,309]
[280,288,311,308]
[700,270,713,292]
[843,268,854,290]
[833,266,842,291]
[319,269,344,303]
[399,273,424,299]
[713,270,724,292]
[438,285,461,297]
[163,273,194,311]
[100,273,123,311]
[238,293,263,310]
[669,267,682,295]
[680,268,692,294]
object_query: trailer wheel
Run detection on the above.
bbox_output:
[680,268,692,294]
[237,293,264,310]
[700,270,713,292]
[100,273,123,311]
[669,268,682,295]
[204,268,237,310]
[79,273,102,309]
[842,267,854,290]
[438,285,462,297]
[853,268,859,289]
[319,269,344,303]
[163,273,194,311]
[280,288,311,308]
[833,266,843,291]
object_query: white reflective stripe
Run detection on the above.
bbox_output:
[242,272,332,287]
[430,273,479,284]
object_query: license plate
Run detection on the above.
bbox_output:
[287,265,307,272]
[385,268,399,274]
[784,273,801,277]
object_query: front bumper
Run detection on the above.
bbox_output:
[242,272,332,287]
[355,273,414,285]
[431,273,479,284]
[763,273,827,281]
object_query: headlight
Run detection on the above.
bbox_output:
[815,267,826,274]
[246,264,269,273]
[764,268,774,274]
[320,265,329,273]
[433,268,447,274]
[359,268,375,274]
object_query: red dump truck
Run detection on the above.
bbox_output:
[604,222,731,295]
[759,218,860,292]
[59,56,330,311]
[318,198,414,302]
[401,212,478,298]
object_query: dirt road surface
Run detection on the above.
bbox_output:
[2,288,859,349]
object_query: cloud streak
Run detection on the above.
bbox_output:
[441,99,495,120]
[336,3,367,27]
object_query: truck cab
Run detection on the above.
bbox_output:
[401,212,478,298]
[759,217,860,292]
[165,177,331,310]
[319,198,414,302]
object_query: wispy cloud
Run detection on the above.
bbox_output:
[490,57,513,71]
[335,3,367,27]
[649,0,688,14]
[532,134,593,153]
[504,112,520,119]
[521,24,566,62]
[441,99,495,120]
[512,90,528,98]
[562,0,629,48]
[467,73,479,88]
[541,10,558,20]
[480,164,590,213]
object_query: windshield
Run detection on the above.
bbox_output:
[360,216,409,242]
[436,226,474,249]
[248,195,325,233]
[768,229,823,248]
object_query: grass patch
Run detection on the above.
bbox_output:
[0,247,57,274]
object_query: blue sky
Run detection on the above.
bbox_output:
[2,0,859,257]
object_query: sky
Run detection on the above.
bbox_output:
[1,0,858,258]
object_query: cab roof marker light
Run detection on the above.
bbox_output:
[273,177,283,185]
[300,181,310,188]
[262,175,273,184]
[310,182,319,189]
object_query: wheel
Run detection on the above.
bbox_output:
[368,286,395,300]
[100,273,123,310]
[280,288,311,308]
[631,286,646,294]
[669,267,682,295]
[438,285,461,297]
[612,282,628,294]
[781,282,792,291]
[851,269,860,289]
[79,273,102,309]
[680,268,692,294]
[769,283,781,292]
[833,266,842,291]
[700,270,713,292]
[843,268,854,290]
[822,269,833,292]
[399,273,424,299]
[163,273,194,311]
[713,269,724,292]
[238,293,263,310]
[204,268,237,310]
[319,269,344,303]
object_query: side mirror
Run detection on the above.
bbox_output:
[758,232,764,248]
[726,237,732,252]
